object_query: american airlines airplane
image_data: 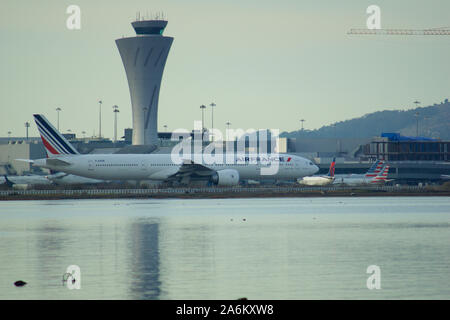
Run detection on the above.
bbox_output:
[297,157,336,186]
[19,114,319,186]
[333,162,391,186]
[332,160,384,181]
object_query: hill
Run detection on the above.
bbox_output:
[281,99,450,140]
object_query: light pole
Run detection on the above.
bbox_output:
[98,100,103,138]
[7,131,11,138]
[200,105,206,131]
[332,124,338,153]
[300,119,305,131]
[82,131,86,139]
[163,124,168,132]
[225,121,231,141]
[200,104,206,132]
[56,107,62,131]
[200,105,206,143]
[24,122,30,141]
[113,105,119,143]
[414,112,420,137]
[210,102,216,141]
[413,101,421,137]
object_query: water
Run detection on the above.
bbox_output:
[0,197,449,300]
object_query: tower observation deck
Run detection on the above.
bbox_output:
[116,19,173,146]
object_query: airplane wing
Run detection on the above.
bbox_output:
[166,160,215,182]
[14,159,34,163]
[46,172,70,181]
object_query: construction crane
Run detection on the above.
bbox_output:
[348,27,450,36]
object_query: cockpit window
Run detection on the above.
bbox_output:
[309,162,314,165]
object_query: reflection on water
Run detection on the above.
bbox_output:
[128,221,161,300]
[35,224,70,288]
[0,197,449,299]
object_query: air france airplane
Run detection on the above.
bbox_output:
[19,114,319,186]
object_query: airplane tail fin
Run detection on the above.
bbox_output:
[3,175,14,188]
[33,114,79,158]
[365,159,384,178]
[327,157,336,177]
[372,164,390,183]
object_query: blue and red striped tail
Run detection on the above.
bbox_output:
[33,114,79,157]
[365,160,384,178]
[372,165,390,183]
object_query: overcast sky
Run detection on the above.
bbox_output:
[1,0,449,139]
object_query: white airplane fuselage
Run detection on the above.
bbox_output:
[298,176,334,186]
[332,176,383,186]
[32,153,318,182]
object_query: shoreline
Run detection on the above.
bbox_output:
[0,186,448,201]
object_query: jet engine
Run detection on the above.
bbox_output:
[211,169,240,186]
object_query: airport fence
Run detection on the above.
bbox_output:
[0,185,424,198]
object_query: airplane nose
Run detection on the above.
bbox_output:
[313,165,319,174]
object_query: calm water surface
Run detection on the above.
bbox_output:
[0,197,449,299]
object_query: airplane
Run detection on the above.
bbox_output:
[333,163,391,186]
[17,114,319,186]
[1,174,51,185]
[1,172,105,187]
[1,174,52,190]
[297,157,335,186]
[333,159,385,180]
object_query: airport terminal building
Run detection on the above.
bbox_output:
[286,133,450,184]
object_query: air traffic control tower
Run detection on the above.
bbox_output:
[116,19,173,146]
